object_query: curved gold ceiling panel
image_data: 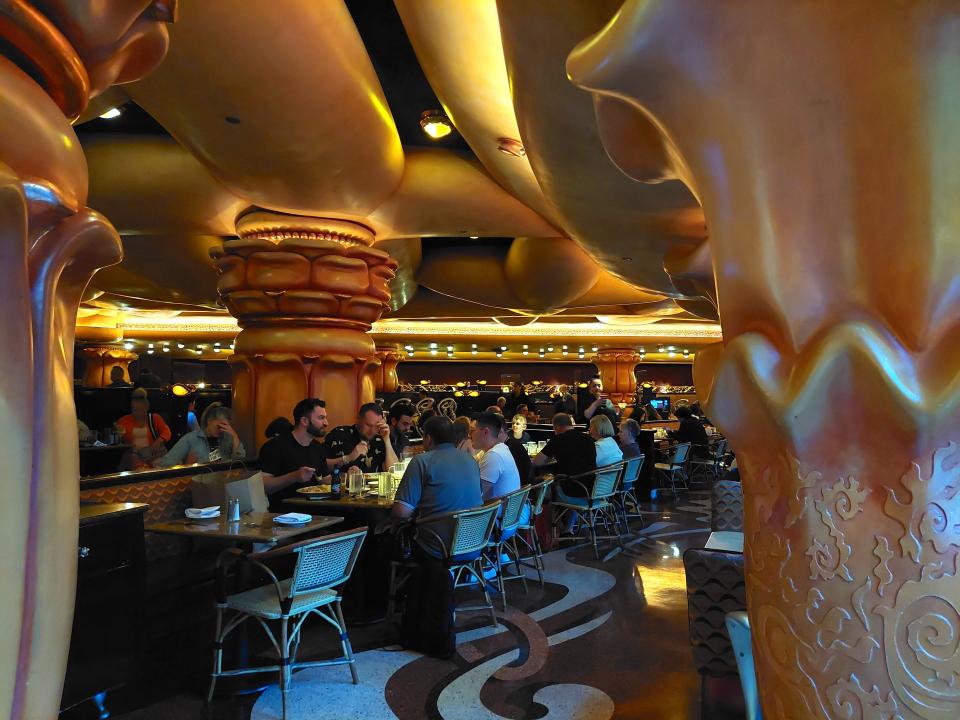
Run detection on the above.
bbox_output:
[371,148,555,239]
[496,0,706,294]
[90,234,223,309]
[416,245,525,311]
[83,135,246,235]
[394,0,559,229]
[376,237,421,312]
[127,0,404,217]
[505,236,599,314]
[382,287,506,320]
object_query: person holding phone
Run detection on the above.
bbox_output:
[325,402,400,474]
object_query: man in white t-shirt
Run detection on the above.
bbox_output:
[471,411,521,502]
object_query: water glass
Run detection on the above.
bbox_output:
[347,467,364,495]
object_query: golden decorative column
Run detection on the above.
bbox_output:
[591,349,642,404]
[80,345,137,387]
[0,4,174,719]
[571,3,960,717]
[212,212,397,450]
[374,345,403,393]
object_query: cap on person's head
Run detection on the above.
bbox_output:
[422,416,455,445]
[265,416,294,438]
[553,412,574,428]
[475,411,504,435]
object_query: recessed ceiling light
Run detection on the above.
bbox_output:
[420,109,453,139]
[123,342,134,350]
[469,235,479,239]
[497,137,525,157]
[99,107,123,120]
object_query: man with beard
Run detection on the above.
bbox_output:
[325,402,400,474]
[259,397,331,509]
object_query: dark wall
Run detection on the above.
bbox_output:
[397,361,693,387]
[398,362,597,387]
[76,351,232,387]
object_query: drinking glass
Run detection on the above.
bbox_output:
[347,467,364,495]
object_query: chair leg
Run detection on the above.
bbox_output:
[279,616,290,720]
[529,528,545,588]
[493,544,507,611]
[510,537,528,594]
[334,599,359,685]
[589,510,599,559]
[472,559,498,628]
[206,605,224,702]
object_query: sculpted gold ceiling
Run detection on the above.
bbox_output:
[75,0,718,355]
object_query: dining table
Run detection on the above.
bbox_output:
[144,511,343,546]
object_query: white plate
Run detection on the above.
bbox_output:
[274,516,311,525]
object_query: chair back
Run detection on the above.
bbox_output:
[289,528,367,597]
[499,486,532,535]
[449,501,501,557]
[528,478,553,516]
[591,461,624,501]
[621,455,644,491]
[670,443,691,468]
[683,547,746,677]
[711,479,744,531]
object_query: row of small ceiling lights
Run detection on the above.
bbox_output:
[122,341,235,355]
[403,343,691,360]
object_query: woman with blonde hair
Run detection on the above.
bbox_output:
[589,415,624,468]
[453,416,475,454]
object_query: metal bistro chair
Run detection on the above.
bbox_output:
[613,454,645,533]
[689,438,729,484]
[654,442,691,496]
[208,528,367,719]
[485,485,533,610]
[391,500,502,629]
[553,461,625,559]
[516,477,554,587]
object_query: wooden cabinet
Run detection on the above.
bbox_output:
[61,503,147,717]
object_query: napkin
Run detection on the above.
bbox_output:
[185,506,221,519]
[273,512,311,524]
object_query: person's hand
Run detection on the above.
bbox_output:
[297,466,316,483]
[376,420,390,440]
[217,419,238,438]
[350,441,369,462]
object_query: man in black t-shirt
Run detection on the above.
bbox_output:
[259,398,331,509]
[325,402,400,474]
[533,412,596,479]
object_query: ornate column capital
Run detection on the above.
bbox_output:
[79,344,137,387]
[374,344,403,393]
[591,348,643,404]
[213,212,398,445]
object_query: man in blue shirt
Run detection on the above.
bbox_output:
[392,415,482,556]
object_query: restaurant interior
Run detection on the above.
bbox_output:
[3,2,955,719]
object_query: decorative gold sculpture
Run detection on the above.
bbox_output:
[570,2,960,717]
[0,3,172,718]
[591,349,642,404]
[212,212,397,448]
[374,345,403,393]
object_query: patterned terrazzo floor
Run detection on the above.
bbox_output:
[92,492,745,720]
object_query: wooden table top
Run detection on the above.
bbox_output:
[286,493,394,512]
[145,512,343,544]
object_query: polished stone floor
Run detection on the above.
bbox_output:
[72,492,745,720]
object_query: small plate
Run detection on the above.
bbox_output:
[297,485,332,495]
[274,516,311,525]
